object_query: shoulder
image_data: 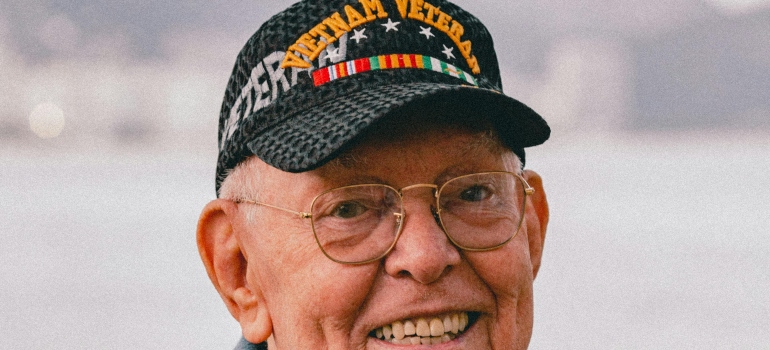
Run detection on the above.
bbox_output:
[234,338,267,350]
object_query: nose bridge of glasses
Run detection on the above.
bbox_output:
[397,183,440,216]
[396,183,443,230]
[398,183,439,198]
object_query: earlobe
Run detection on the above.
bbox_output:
[523,170,549,279]
[197,199,272,343]
[235,282,273,344]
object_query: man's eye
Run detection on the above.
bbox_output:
[331,201,368,218]
[459,185,492,202]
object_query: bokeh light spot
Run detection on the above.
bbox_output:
[29,103,65,139]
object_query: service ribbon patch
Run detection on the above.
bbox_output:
[312,54,477,87]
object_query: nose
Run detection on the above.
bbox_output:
[383,190,462,284]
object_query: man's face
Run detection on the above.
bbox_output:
[203,123,548,349]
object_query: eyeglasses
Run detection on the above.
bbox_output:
[234,172,534,265]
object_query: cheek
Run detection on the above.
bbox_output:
[464,235,534,300]
[310,267,380,319]
[465,238,535,349]
[249,233,380,339]
[278,268,380,344]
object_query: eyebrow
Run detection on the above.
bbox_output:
[327,152,370,170]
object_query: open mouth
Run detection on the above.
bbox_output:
[369,311,477,345]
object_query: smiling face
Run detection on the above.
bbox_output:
[198,119,549,350]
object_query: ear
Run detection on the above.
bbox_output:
[197,199,272,343]
[522,170,549,280]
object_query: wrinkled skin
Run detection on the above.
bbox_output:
[198,123,549,350]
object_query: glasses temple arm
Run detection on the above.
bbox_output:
[519,175,535,196]
[236,199,312,219]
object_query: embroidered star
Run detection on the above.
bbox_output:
[351,28,368,43]
[382,18,400,32]
[419,26,435,39]
[325,47,342,62]
[441,45,455,60]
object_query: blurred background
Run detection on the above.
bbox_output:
[1,0,768,348]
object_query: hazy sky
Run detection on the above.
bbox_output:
[2,0,768,142]
[3,0,726,62]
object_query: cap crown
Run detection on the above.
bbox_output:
[216,0,549,195]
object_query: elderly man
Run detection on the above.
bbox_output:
[197,0,550,349]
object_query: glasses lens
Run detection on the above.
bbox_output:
[310,185,402,263]
[437,172,526,250]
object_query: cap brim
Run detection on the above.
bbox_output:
[247,81,549,172]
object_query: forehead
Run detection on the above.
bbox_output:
[314,122,506,187]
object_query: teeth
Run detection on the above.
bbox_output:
[404,320,416,336]
[373,312,471,345]
[392,321,405,340]
[442,315,452,334]
[459,312,468,331]
[383,325,392,339]
[429,318,444,336]
[416,318,430,337]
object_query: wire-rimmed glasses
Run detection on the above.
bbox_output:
[235,171,534,265]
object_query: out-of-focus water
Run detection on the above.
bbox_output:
[1,130,768,349]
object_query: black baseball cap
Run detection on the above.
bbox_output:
[215,0,550,195]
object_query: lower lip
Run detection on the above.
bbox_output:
[371,335,460,348]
